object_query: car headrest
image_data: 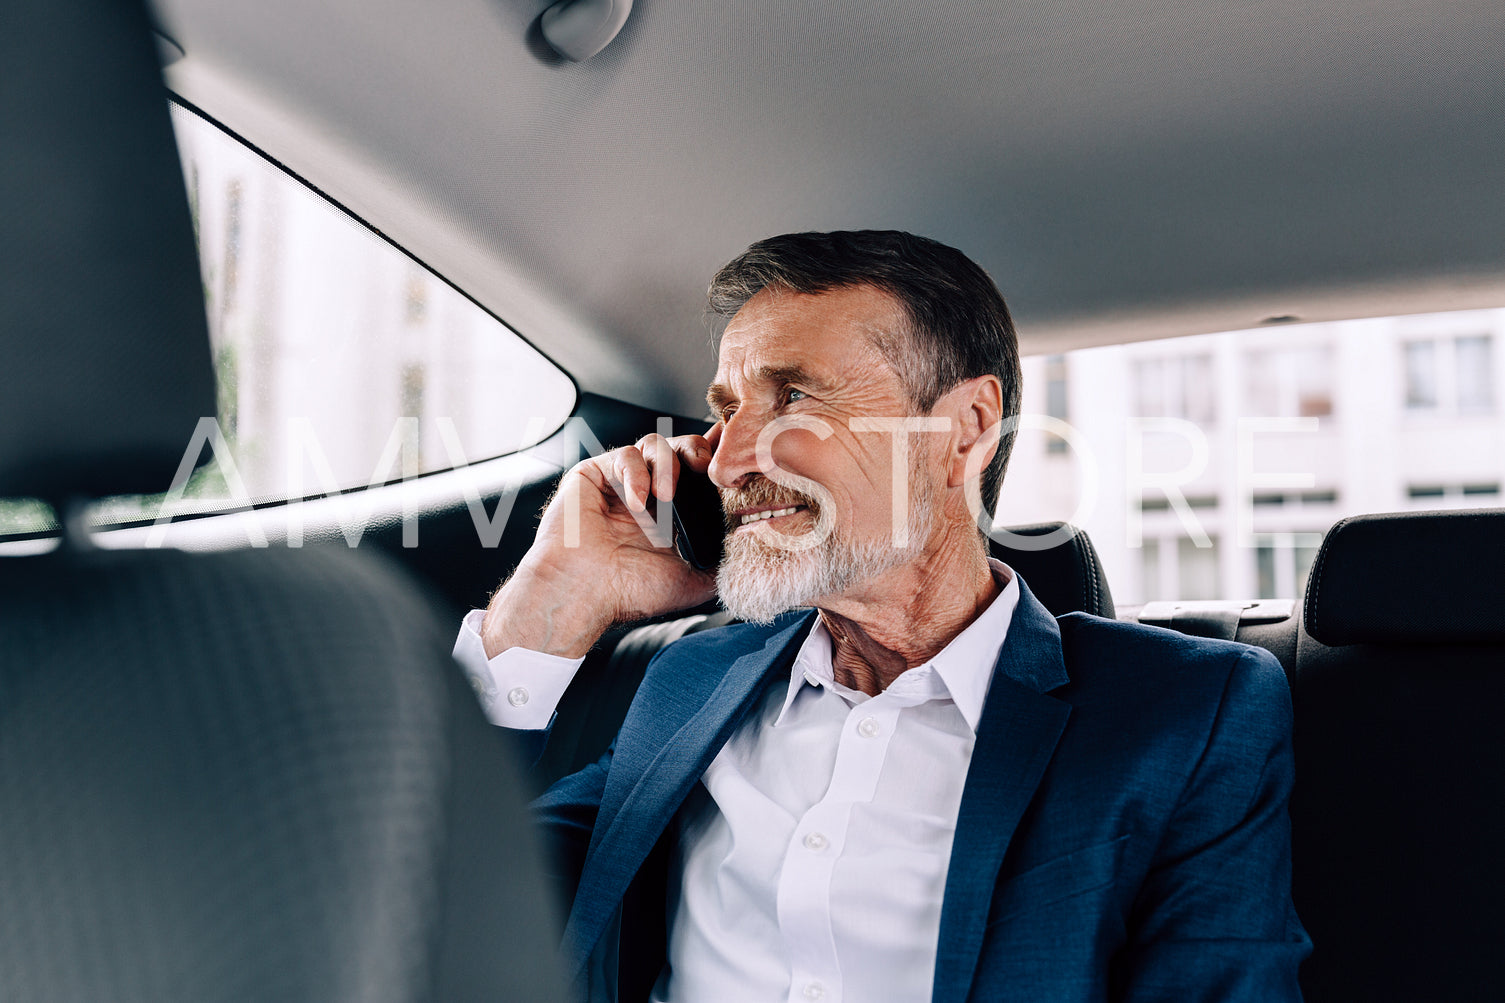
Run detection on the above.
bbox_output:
[988,522,1116,619]
[1303,509,1505,646]
[0,0,215,505]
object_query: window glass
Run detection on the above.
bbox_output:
[1293,346,1334,417]
[1241,346,1334,418]
[0,499,54,537]
[1044,355,1069,454]
[1457,335,1494,413]
[162,103,575,508]
[1140,537,1163,600]
[1404,340,1438,409]
[1131,354,1215,422]
[1133,359,1166,417]
[1244,350,1280,418]
[1004,307,1505,603]
[1182,354,1216,425]
[1176,537,1220,600]
[1256,544,1277,599]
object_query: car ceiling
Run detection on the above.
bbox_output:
[152,0,1505,417]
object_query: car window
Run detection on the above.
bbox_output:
[165,101,575,497]
[0,103,578,541]
[999,308,1505,603]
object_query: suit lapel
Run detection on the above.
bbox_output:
[932,581,1072,1003]
[562,611,818,979]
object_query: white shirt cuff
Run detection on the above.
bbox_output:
[452,609,584,729]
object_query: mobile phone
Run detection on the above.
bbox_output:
[669,466,727,571]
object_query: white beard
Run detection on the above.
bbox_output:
[716,467,936,624]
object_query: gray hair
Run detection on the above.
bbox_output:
[708,230,1022,512]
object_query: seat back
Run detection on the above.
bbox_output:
[986,521,1116,619]
[0,1,563,999]
[0,546,564,1002]
[1289,509,1505,1002]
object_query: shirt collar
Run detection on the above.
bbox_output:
[772,559,1021,734]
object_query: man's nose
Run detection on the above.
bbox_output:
[707,411,764,490]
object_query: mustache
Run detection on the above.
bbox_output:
[720,476,819,526]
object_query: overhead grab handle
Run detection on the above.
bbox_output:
[539,0,633,61]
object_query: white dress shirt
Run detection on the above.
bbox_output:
[453,561,1019,1003]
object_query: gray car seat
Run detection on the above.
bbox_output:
[0,1,563,999]
[1288,509,1505,1002]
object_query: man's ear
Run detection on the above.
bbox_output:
[939,375,1003,489]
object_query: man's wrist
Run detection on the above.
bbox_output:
[481,560,613,659]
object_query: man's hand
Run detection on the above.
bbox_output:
[480,427,722,659]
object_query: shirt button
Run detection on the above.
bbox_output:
[802,831,828,852]
[507,686,530,707]
[802,983,826,1000]
[857,716,881,738]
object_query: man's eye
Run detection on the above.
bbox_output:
[786,389,808,403]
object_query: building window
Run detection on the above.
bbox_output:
[1404,334,1494,415]
[1133,354,1216,424]
[1141,494,1217,512]
[1253,490,1338,507]
[1256,544,1277,599]
[1183,354,1216,424]
[1176,536,1220,600]
[1255,536,1324,599]
[1408,482,1501,503]
[1404,340,1439,408]
[1244,345,1334,418]
[1138,534,1225,601]
[1293,347,1335,417]
[1140,537,1163,601]
[1134,359,1166,417]
[1457,335,1495,413]
[1044,355,1068,454]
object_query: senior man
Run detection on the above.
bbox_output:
[454,230,1308,1002]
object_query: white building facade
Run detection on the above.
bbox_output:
[1001,310,1505,605]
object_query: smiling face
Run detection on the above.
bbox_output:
[706,284,943,622]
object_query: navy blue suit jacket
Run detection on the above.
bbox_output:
[528,580,1310,1001]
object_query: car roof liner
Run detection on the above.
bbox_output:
[154,0,1505,414]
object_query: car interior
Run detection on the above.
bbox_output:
[2,0,1503,1000]
[0,3,564,1001]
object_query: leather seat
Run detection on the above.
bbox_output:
[1288,509,1505,1002]
[985,520,1116,620]
[0,2,562,999]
